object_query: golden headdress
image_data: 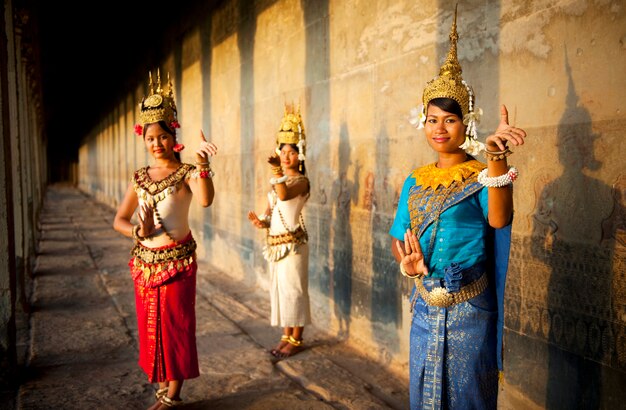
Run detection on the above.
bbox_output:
[275,103,306,161]
[135,69,180,135]
[412,6,484,155]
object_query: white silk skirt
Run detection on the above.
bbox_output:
[269,243,311,327]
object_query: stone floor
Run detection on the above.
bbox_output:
[10,184,538,410]
[12,185,410,409]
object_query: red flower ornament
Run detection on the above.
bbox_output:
[170,121,181,129]
[173,143,185,153]
[134,124,143,136]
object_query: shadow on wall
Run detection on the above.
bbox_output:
[330,122,355,338]
[301,0,332,322]
[529,49,626,408]
[370,125,401,356]
[200,8,215,259]
[238,0,257,280]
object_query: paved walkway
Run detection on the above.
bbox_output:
[15,185,410,409]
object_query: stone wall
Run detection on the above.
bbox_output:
[77,0,626,406]
[0,0,48,386]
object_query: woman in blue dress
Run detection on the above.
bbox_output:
[389,9,527,410]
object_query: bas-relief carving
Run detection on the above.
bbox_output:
[362,171,375,211]
[602,175,626,367]
[512,152,622,369]
[505,51,626,409]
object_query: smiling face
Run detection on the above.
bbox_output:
[279,143,300,171]
[424,103,466,154]
[144,122,176,160]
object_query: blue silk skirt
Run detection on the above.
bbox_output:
[409,266,499,409]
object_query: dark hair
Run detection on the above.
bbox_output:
[428,97,463,119]
[143,121,181,161]
[279,143,306,175]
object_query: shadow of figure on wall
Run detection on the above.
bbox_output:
[530,51,622,409]
[370,125,401,357]
[330,122,355,338]
[237,1,257,280]
[302,0,332,308]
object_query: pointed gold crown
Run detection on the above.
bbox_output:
[276,103,306,160]
[422,6,471,116]
[139,69,178,127]
[276,103,305,146]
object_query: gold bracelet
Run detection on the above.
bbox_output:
[132,224,147,242]
[400,263,421,278]
[484,148,512,161]
[271,165,283,175]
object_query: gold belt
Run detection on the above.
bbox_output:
[415,273,488,308]
[131,238,197,265]
[266,226,307,246]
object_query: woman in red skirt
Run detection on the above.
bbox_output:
[114,71,217,409]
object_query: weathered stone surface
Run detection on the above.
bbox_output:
[17,186,410,409]
[77,1,626,405]
[277,350,391,409]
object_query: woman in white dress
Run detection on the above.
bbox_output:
[248,105,311,358]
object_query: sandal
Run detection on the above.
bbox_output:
[270,335,290,357]
[159,396,183,408]
[155,387,169,400]
[276,335,304,358]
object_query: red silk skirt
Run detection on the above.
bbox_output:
[132,245,199,382]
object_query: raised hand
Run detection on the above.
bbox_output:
[395,228,429,277]
[267,153,281,168]
[137,202,161,238]
[485,105,527,151]
[247,211,267,229]
[196,130,218,163]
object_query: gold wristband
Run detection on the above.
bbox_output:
[400,263,421,278]
[132,224,147,242]
[484,148,512,161]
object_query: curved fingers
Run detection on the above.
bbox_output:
[205,142,218,156]
[407,230,422,256]
[395,238,406,259]
[486,135,507,151]
[499,105,509,127]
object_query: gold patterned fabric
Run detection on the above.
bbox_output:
[408,160,485,239]
[410,265,499,408]
[266,226,308,247]
[411,160,485,191]
[133,163,195,200]
[130,233,197,288]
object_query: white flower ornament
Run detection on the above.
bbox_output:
[408,104,426,129]
[462,107,483,127]
[459,136,485,156]
[297,138,306,161]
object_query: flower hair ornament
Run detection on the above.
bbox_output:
[410,6,485,156]
[275,103,306,165]
[134,70,182,139]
